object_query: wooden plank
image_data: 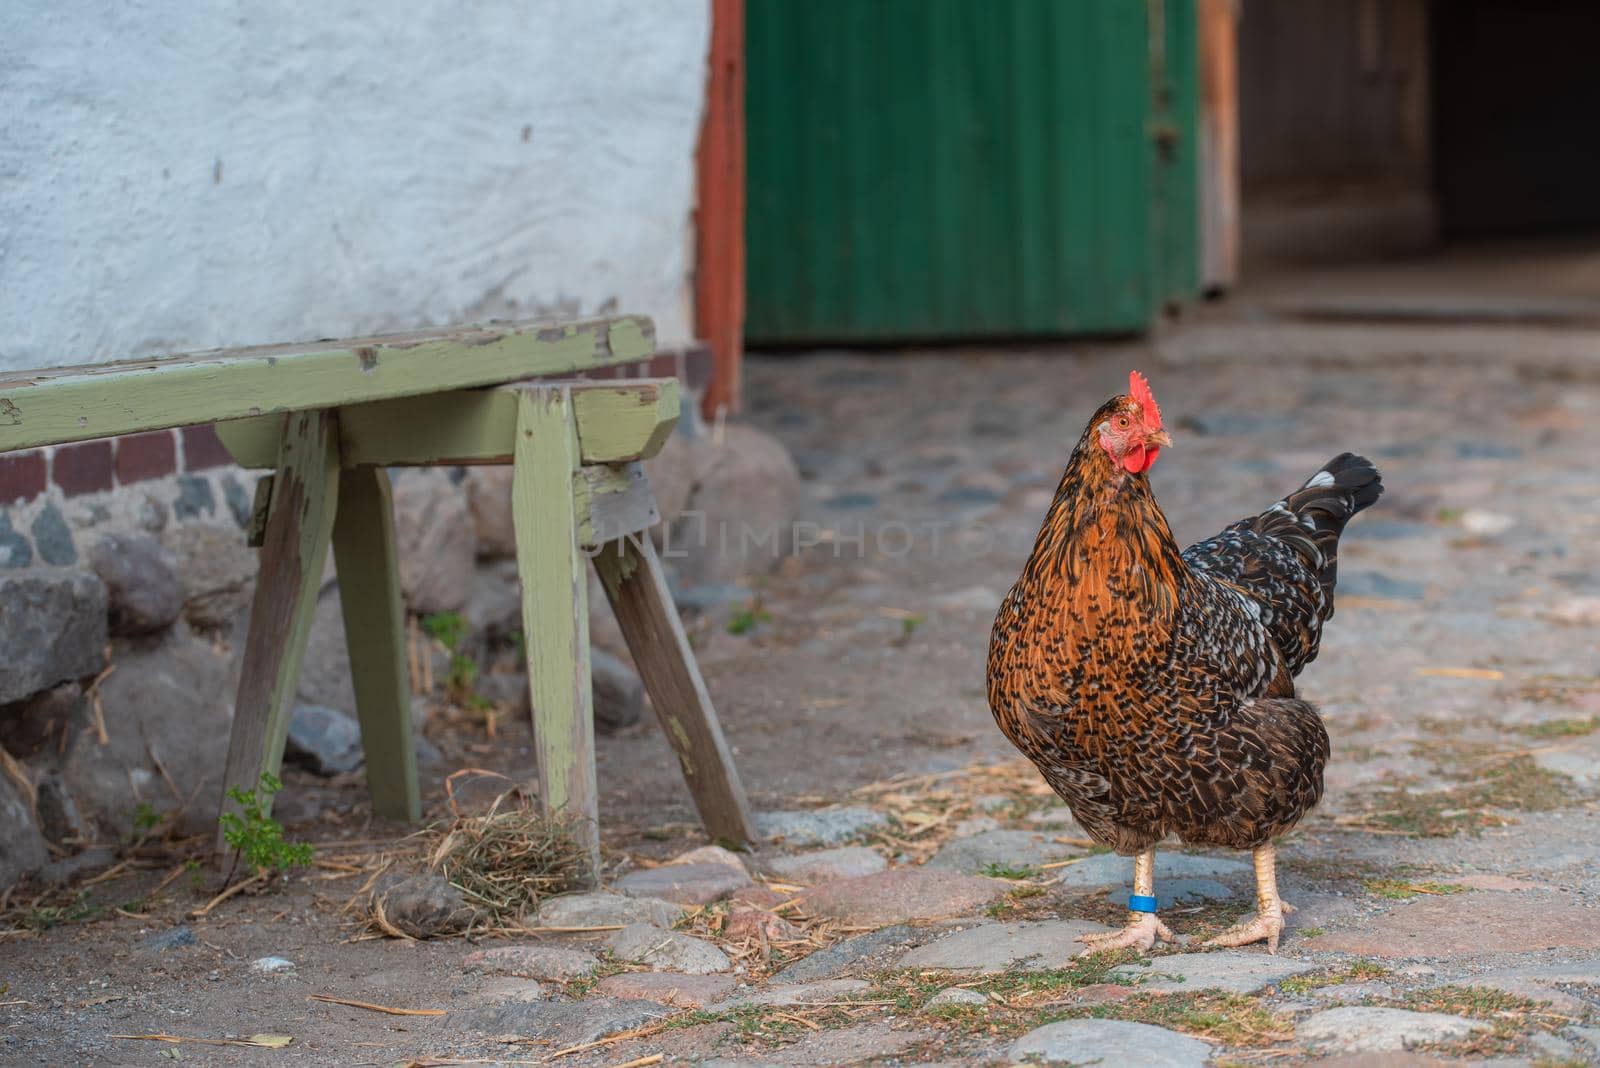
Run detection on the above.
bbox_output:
[1199,0,1240,291]
[511,387,600,881]
[0,315,654,452]
[217,410,341,858]
[569,380,680,463]
[215,379,680,469]
[594,536,755,848]
[331,466,420,823]
[574,463,660,548]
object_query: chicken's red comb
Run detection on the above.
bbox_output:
[1128,370,1163,427]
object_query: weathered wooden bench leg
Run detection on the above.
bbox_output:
[332,466,420,823]
[594,536,755,848]
[217,410,341,857]
[511,387,601,881]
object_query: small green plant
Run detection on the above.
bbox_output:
[219,773,313,884]
[1364,877,1467,900]
[980,862,1042,881]
[184,858,206,890]
[900,614,923,638]
[24,893,99,932]
[727,604,773,635]
[421,610,469,650]
[133,802,163,832]
[446,652,480,698]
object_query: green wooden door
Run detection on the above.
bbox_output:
[746,0,1199,344]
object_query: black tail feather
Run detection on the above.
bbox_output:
[1258,452,1383,598]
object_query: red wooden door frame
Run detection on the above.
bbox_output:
[696,0,745,419]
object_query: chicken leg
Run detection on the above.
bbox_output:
[1075,850,1174,954]
[1205,843,1292,954]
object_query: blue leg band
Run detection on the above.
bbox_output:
[1128,894,1159,913]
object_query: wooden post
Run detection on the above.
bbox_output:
[696,0,746,420]
[594,536,755,848]
[1199,0,1240,292]
[217,410,341,857]
[331,466,420,822]
[510,387,600,880]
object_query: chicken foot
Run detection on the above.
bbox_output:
[1076,850,1174,955]
[1205,843,1291,953]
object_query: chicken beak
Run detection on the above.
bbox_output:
[1146,428,1173,448]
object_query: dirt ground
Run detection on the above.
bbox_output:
[4,299,1600,1065]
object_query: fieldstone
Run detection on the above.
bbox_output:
[592,648,644,731]
[474,978,547,1003]
[221,475,254,528]
[462,558,522,638]
[462,998,669,1045]
[31,503,77,565]
[163,522,257,630]
[608,923,732,974]
[950,815,1002,838]
[1009,1019,1213,1067]
[594,972,736,1009]
[33,773,88,845]
[767,846,887,883]
[642,428,695,527]
[713,978,872,1009]
[538,891,682,929]
[774,924,928,983]
[1459,509,1514,536]
[739,1021,921,1066]
[724,907,805,942]
[802,868,1007,926]
[900,920,1115,973]
[1301,892,1600,957]
[463,466,516,559]
[926,829,1083,873]
[0,771,49,888]
[391,470,475,614]
[1111,951,1318,994]
[614,862,751,906]
[61,629,233,837]
[1103,878,1234,909]
[1054,851,1250,889]
[670,424,802,586]
[292,590,356,715]
[0,511,32,568]
[37,845,116,887]
[285,703,363,776]
[462,945,598,982]
[0,570,107,705]
[1340,570,1426,602]
[925,987,989,1009]
[730,885,788,909]
[930,586,1000,614]
[142,926,198,952]
[87,533,183,636]
[1297,1007,1488,1054]
[0,683,85,761]
[754,807,888,847]
[172,475,216,520]
[371,871,480,938]
[1313,982,1397,1003]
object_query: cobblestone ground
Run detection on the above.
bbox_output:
[5,330,1600,1065]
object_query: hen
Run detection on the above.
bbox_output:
[987,371,1381,954]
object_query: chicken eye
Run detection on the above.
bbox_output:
[1115,415,1130,430]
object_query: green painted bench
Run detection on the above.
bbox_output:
[0,316,754,875]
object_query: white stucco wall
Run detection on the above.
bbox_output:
[0,2,707,372]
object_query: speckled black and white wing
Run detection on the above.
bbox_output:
[1181,453,1383,680]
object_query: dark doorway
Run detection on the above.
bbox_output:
[1433,0,1600,238]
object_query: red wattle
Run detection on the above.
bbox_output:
[1122,445,1146,473]
[1143,446,1161,472]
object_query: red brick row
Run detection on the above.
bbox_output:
[0,424,230,506]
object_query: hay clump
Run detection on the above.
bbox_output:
[422,770,589,925]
